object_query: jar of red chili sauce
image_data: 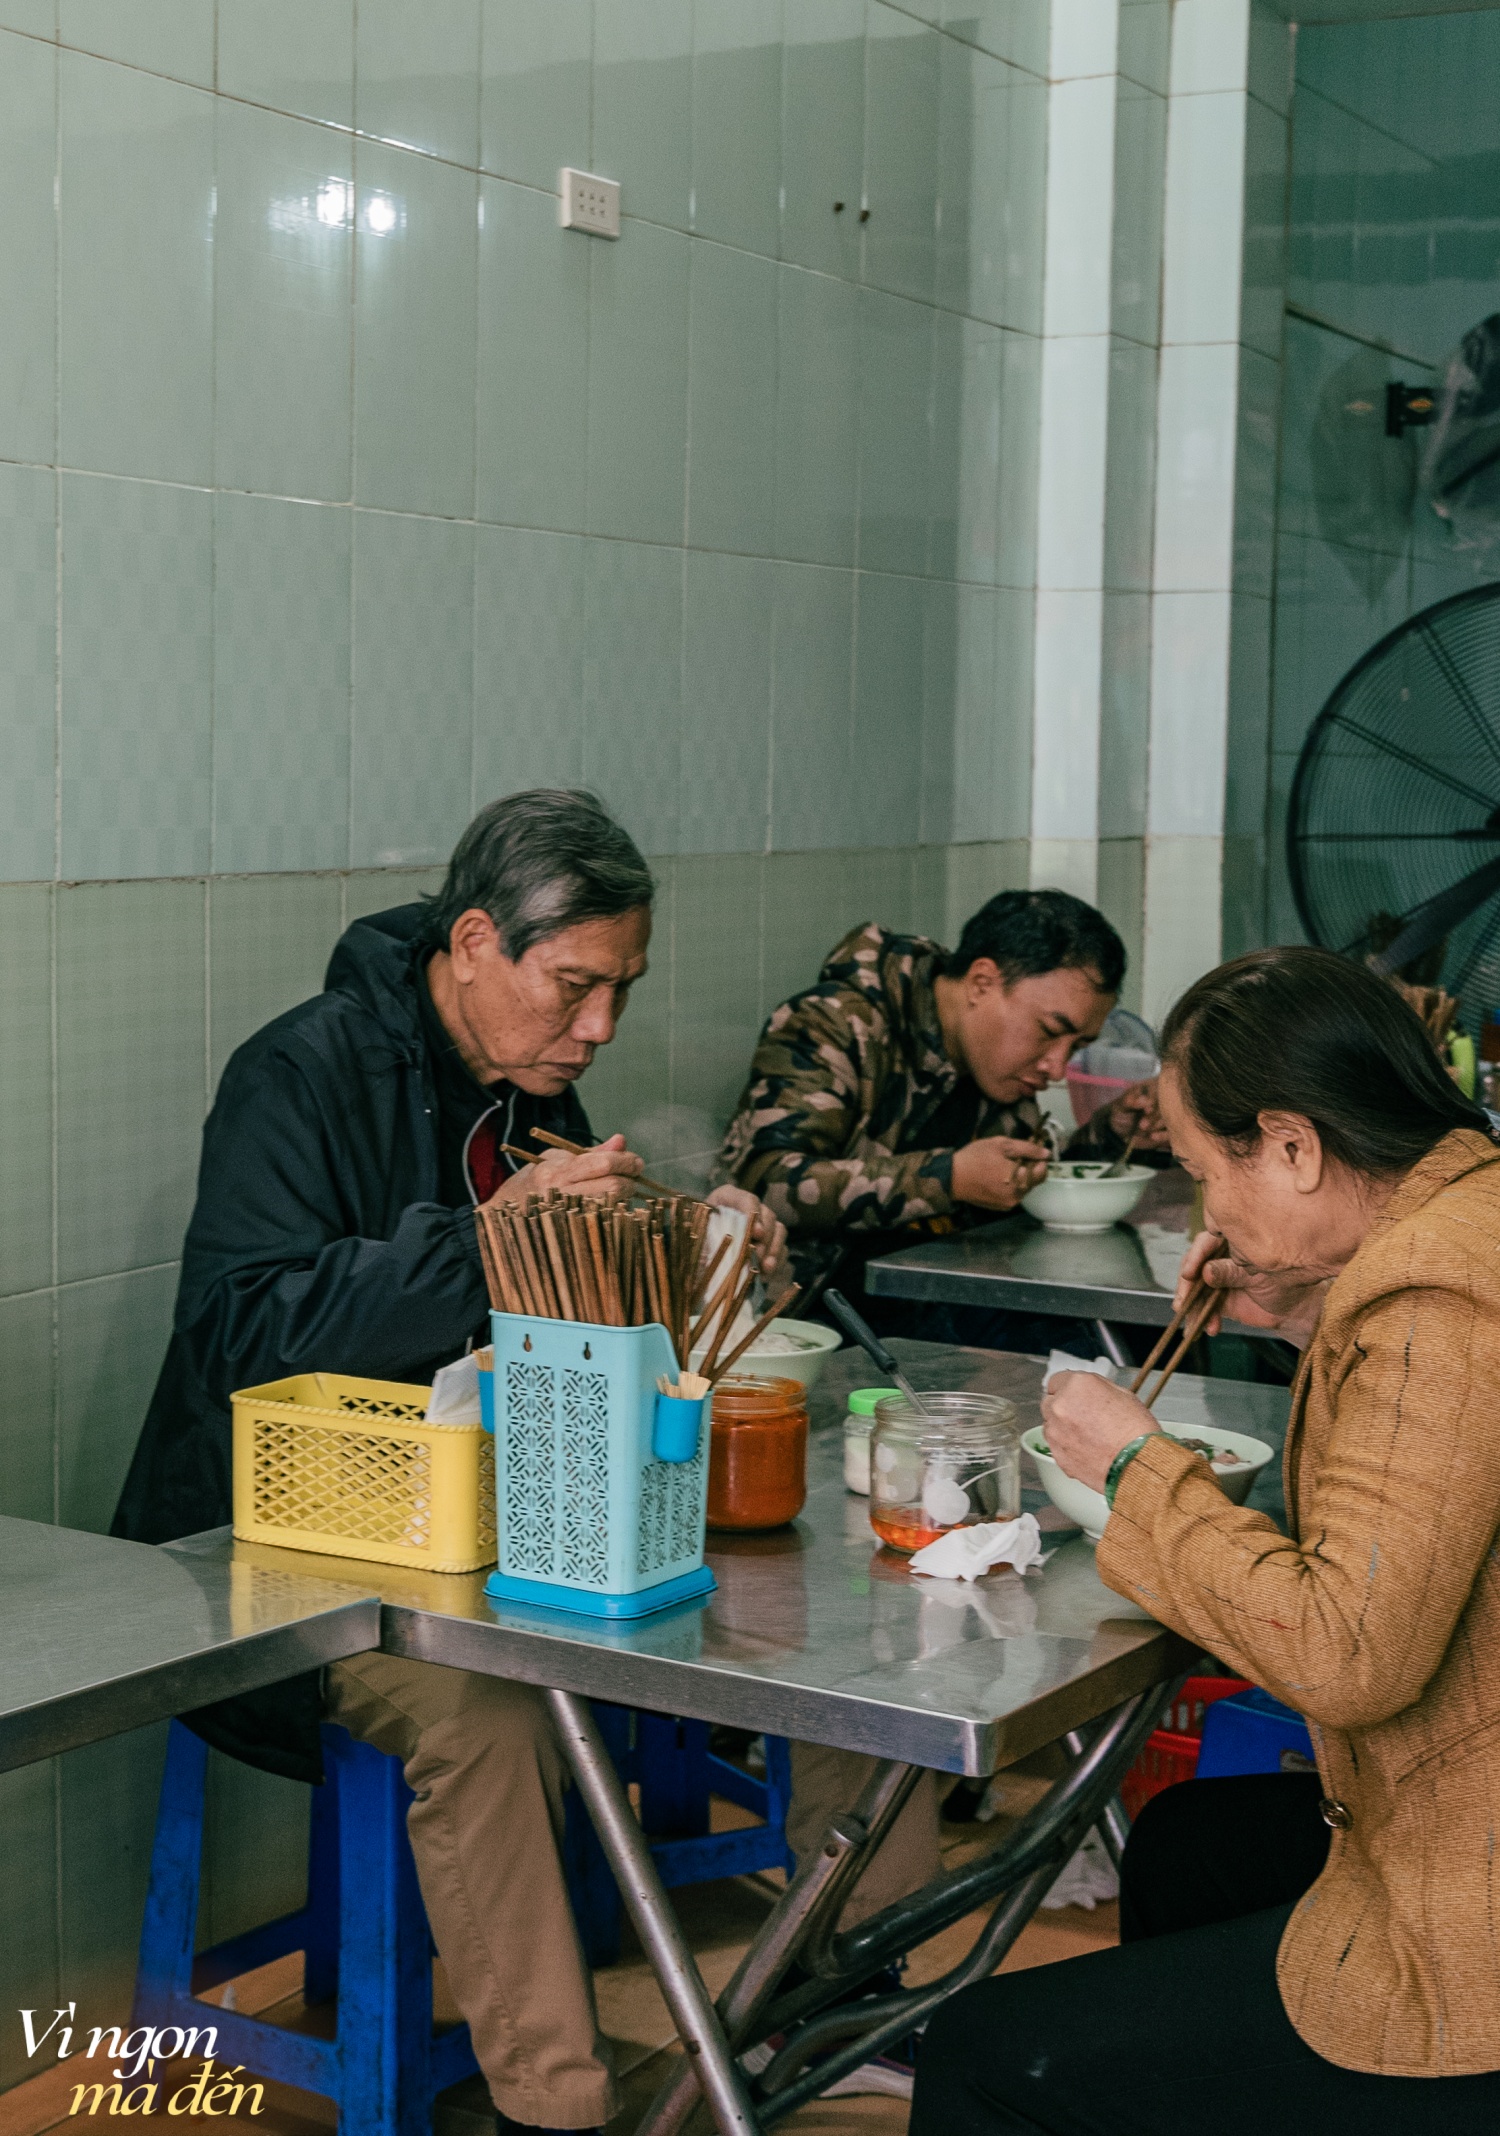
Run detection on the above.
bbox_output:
[705,1376,809,1530]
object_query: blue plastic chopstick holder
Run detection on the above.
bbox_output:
[483,1312,716,1620]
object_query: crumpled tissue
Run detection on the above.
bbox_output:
[426,1352,483,1424]
[1040,1829,1120,1911]
[909,1512,1044,1582]
[1042,1350,1116,1388]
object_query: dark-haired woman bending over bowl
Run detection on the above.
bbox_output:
[910,946,1500,2135]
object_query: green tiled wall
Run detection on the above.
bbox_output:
[1265,8,1500,946]
[0,0,1050,2071]
[0,3,1047,886]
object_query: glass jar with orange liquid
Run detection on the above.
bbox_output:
[868,1392,1019,1554]
[706,1375,808,1530]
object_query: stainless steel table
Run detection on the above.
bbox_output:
[0,1514,381,1772]
[865,1169,1267,1351]
[189,1342,1290,2136]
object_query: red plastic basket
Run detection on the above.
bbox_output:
[1120,1676,1250,1820]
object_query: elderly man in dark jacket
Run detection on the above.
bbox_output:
[114,790,781,2135]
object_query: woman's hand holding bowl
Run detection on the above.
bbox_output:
[1040,1373,1158,1494]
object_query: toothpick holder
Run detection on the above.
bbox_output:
[652,1391,706,1463]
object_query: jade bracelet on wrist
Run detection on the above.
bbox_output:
[1104,1433,1154,1510]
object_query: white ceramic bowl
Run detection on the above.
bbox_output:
[1022,1421,1275,1543]
[1022,1162,1154,1233]
[690,1316,842,1392]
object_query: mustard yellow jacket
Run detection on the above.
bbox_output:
[1099,1128,1500,2076]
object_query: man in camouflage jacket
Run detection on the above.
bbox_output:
[718,891,1158,1316]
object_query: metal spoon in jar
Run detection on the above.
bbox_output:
[824,1290,931,1415]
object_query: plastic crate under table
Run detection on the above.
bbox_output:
[1119,1675,1251,1820]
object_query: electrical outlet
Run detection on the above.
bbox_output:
[560,168,621,239]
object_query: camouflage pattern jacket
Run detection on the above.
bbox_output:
[717,923,1108,1274]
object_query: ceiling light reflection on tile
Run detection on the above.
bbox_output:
[266,180,354,236]
[317,178,354,228]
[362,191,403,237]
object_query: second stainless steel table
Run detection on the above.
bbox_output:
[187,1340,1290,2136]
[865,1168,1267,1347]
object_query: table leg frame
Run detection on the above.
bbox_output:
[1092,1319,1131,1369]
[634,1759,926,2136]
[1062,1727,1131,1870]
[585,1675,1177,2134]
[544,1689,761,2136]
[581,1674,1179,2127]
[748,1684,1173,2120]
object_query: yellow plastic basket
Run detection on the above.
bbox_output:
[231,1372,497,1573]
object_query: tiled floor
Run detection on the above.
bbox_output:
[0,1805,1117,2135]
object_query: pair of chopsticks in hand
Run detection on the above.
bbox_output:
[1129,1243,1224,1409]
[503,1126,707,1206]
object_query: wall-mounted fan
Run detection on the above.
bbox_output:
[1288,581,1500,1014]
[1421,313,1500,561]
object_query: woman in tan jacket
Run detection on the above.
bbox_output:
[911,947,1500,2133]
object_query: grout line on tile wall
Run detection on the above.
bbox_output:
[204,72,220,1097]
[1286,78,1440,170]
[49,28,61,889]
[47,0,61,1526]
[203,878,213,1115]
[585,0,598,165]
[48,884,59,1533]
[346,113,361,877]
[0,449,1043,594]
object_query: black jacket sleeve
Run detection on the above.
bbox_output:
[175,1041,489,1409]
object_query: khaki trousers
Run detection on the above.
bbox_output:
[785,1745,943,1928]
[322,1652,617,2129]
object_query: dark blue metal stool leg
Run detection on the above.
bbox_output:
[638,1716,712,1842]
[133,1721,209,2015]
[324,1726,437,2136]
[303,1765,341,2005]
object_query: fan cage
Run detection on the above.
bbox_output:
[1287,578,1500,1028]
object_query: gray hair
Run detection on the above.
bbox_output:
[425,790,655,959]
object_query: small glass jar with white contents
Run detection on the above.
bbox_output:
[868,1392,1020,1554]
[842,1388,888,1493]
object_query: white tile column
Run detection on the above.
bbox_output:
[1028,0,1122,903]
[1141,0,1290,1023]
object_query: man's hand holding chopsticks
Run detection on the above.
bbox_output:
[705,1185,789,1285]
[488,1131,645,1207]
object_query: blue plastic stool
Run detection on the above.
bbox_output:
[133,1721,478,2136]
[1196,1688,1315,1778]
[136,1709,795,2123]
[565,1707,795,1966]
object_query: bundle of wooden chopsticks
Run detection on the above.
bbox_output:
[474,1131,799,1395]
[1388,976,1460,1050]
[1129,1250,1222,1408]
